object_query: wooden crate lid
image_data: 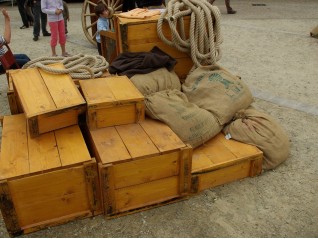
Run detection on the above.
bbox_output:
[11,63,86,118]
[192,133,263,174]
[89,118,186,165]
[79,76,144,106]
[0,114,92,180]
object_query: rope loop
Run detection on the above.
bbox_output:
[157,0,223,68]
[22,54,109,79]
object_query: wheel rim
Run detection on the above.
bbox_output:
[81,0,123,46]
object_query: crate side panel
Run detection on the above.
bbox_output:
[37,108,81,135]
[89,127,131,164]
[38,64,85,108]
[96,104,138,128]
[197,160,251,192]
[0,114,29,180]
[115,176,179,212]
[12,69,56,117]
[8,165,91,228]
[113,151,180,189]
[116,123,159,158]
[54,125,91,166]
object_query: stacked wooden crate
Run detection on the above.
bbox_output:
[0,64,264,236]
[0,65,101,236]
[100,15,193,80]
[79,76,193,217]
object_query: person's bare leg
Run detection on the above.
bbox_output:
[225,0,236,14]
[51,46,57,56]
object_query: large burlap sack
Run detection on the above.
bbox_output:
[130,68,181,96]
[182,65,253,125]
[145,89,222,148]
[223,106,290,170]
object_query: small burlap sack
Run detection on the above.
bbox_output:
[310,25,318,38]
[130,68,181,96]
[145,89,222,148]
[223,106,290,170]
[182,65,253,125]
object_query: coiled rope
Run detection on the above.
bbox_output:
[22,54,109,79]
[157,0,222,68]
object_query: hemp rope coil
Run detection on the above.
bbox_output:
[157,0,222,68]
[22,54,109,79]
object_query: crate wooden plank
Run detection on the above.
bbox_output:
[28,129,61,174]
[54,125,91,166]
[115,123,159,159]
[89,127,131,165]
[79,76,145,130]
[12,68,56,117]
[115,176,179,213]
[139,119,186,152]
[79,78,116,106]
[0,114,29,180]
[38,63,85,108]
[105,76,144,103]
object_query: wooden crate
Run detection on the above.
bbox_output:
[6,69,23,115]
[79,76,145,130]
[191,133,263,193]
[100,15,193,80]
[11,63,86,137]
[85,118,192,216]
[0,114,102,237]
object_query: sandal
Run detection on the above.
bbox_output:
[20,25,29,29]
[62,53,71,57]
[52,54,58,57]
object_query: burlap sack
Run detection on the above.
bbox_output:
[145,89,222,148]
[130,68,181,96]
[223,106,290,170]
[182,65,253,125]
[310,25,318,38]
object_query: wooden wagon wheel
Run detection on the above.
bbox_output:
[81,0,123,46]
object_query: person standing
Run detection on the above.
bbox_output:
[41,0,70,57]
[62,1,69,35]
[17,0,30,29]
[0,8,30,72]
[94,2,109,56]
[208,0,237,14]
[33,0,51,41]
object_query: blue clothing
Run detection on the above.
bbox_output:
[96,17,109,43]
[41,0,64,22]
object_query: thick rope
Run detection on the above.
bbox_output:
[22,54,109,79]
[157,0,222,68]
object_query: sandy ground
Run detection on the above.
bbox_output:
[0,0,318,237]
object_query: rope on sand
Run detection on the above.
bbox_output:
[22,54,109,79]
[157,0,223,68]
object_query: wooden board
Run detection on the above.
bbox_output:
[191,133,263,193]
[11,64,86,137]
[79,76,145,130]
[0,114,101,236]
[87,118,192,216]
